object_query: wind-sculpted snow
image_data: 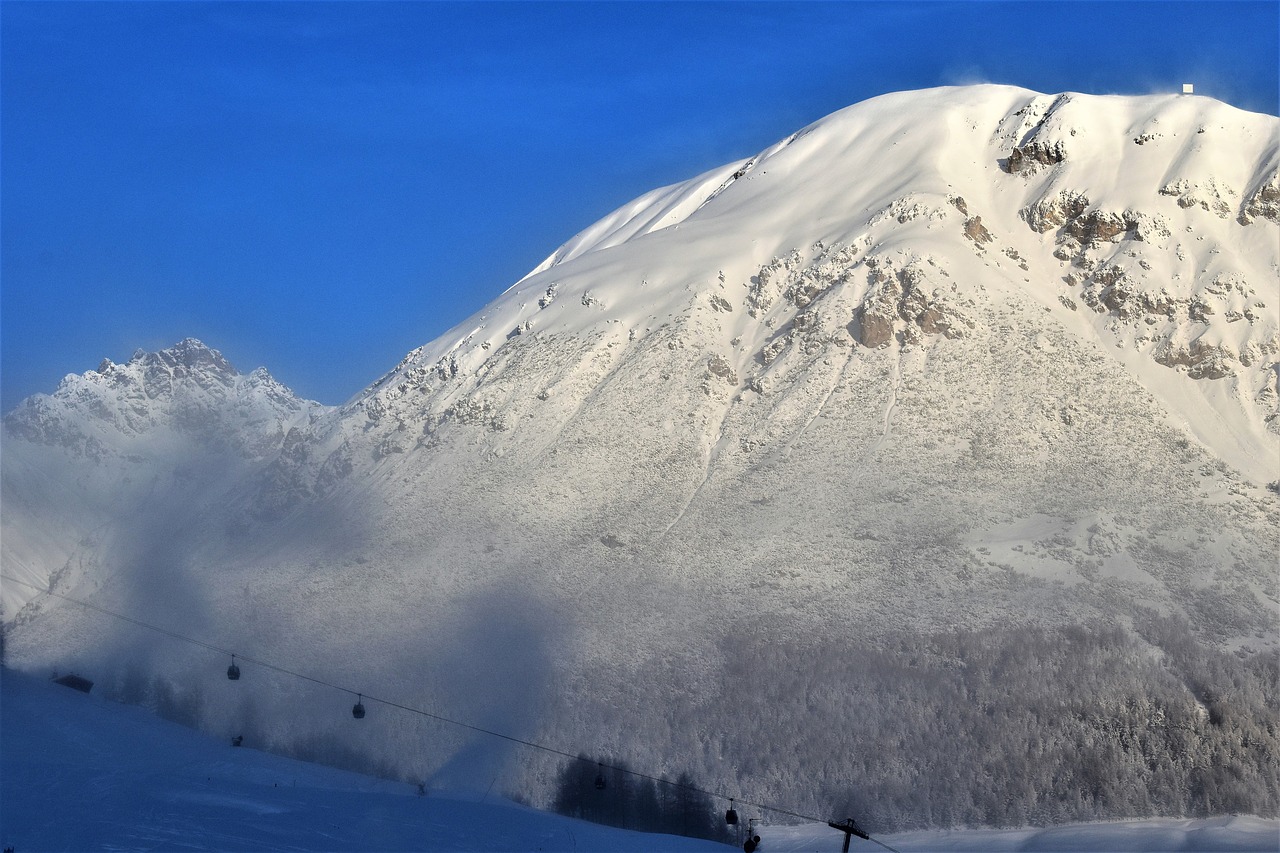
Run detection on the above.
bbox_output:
[3,86,1278,832]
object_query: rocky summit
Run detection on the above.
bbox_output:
[4,86,1277,829]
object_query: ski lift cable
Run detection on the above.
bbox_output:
[0,574,815,819]
[0,572,900,847]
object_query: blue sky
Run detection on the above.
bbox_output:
[3,1,1277,412]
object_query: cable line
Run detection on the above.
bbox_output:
[1,572,901,849]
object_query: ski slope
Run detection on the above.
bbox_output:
[3,668,1276,852]
[0,668,726,852]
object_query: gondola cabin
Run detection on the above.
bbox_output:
[52,673,93,693]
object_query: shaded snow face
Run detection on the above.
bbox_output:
[1,669,732,853]
[418,586,561,790]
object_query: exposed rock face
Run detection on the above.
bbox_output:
[1153,338,1238,380]
[854,301,897,348]
[1160,178,1236,219]
[1063,209,1130,245]
[1240,169,1280,225]
[1021,193,1171,247]
[706,353,738,384]
[854,261,972,347]
[963,215,993,243]
[1007,139,1066,172]
[1021,190,1090,233]
[1014,167,1267,389]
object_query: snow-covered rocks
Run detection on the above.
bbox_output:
[3,338,319,460]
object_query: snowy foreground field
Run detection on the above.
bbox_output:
[2,668,1276,853]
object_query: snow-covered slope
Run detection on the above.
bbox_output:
[0,667,728,852]
[366,86,1278,480]
[3,86,1278,829]
[4,668,1277,852]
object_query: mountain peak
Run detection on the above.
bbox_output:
[100,337,239,382]
[3,338,323,458]
[364,86,1277,481]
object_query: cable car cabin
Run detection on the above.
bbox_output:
[52,673,93,693]
[725,801,739,825]
[352,696,366,719]
[594,765,606,790]
[227,657,241,680]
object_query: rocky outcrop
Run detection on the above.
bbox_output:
[854,299,896,348]
[1159,178,1236,219]
[1073,267,1178,321]
[853,262,973,348]
[706,353,739,385]
[1062,210,1130,245]
[1021,190,1172,253]
[1007,139,1066,173]
[1152,338,1237,380]
[1239,169,1280,225]
[1021,191,1090,233]
[430,396,509,433]
[963,216,993,243]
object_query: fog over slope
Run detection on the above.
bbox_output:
[4,85,1277,830]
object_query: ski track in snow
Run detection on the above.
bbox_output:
[660,413,733,539]
[867,346,902,459]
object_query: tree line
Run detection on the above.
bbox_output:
[550,754,732,843]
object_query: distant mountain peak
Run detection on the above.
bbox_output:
[80,338,241,397]
[3,338,325,458]
[131,336,233,372]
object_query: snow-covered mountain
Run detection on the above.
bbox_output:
[3,85,1277,830]
[1,338,328,618]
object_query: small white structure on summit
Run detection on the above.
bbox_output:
[1182,83,1194,94]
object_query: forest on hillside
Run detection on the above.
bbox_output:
[27,609,1276,837]
[568,611,1279,833]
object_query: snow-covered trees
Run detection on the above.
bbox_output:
[551,755,729,842]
